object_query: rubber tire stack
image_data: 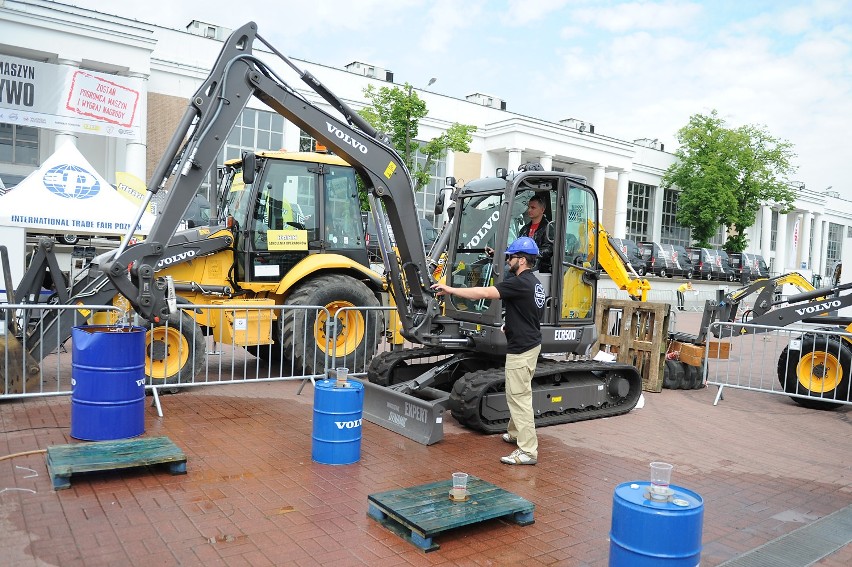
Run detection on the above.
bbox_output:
[663,359,706,390]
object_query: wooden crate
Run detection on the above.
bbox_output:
[671,341,704,367]
[594,299,671,393]
[707,340,731,359]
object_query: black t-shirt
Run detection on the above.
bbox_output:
[495,269,545,353]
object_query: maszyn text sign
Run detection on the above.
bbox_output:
[0,56,143,140]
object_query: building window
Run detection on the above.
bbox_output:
[220,108,285,164]
[411,143,446,226]
[660,187,690,246]
[625,182,652,242]
[770,211,778,252]
[0,124,39,166]
[825,222,843,277]
[299,129,317,152]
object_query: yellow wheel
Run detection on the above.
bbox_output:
[316,300,366,357]
[281,274,380,375]
[144,312,206,385]
[778,337,851,409]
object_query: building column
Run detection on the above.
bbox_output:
[760,205,772,259]
[800,211,813,270]
[538,154,552,171]
[55,59,80,149]
[507,148,523,172]
[123,71,148,183]
[592,164,606,223]
[812,213,824,276]
[614,170,630,238]
[775,211,788,273]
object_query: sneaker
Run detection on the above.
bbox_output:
[501,433,517,444]
[500,448,537,466]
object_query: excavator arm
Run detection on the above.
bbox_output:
[588,221,651,301]
[94,22,438,338]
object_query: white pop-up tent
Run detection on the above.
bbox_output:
[0,142,155,236]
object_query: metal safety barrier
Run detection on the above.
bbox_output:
[1,303,348,410]
[705,321,852,408]
[1,303,124,399]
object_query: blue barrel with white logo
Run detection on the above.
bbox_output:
[312,379,364,465]
[71,325,146,441]
[609,481,703,566]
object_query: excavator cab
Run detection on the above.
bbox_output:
[439,171,599,355]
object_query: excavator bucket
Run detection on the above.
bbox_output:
[359,380,447,445]
[0,332,42,395]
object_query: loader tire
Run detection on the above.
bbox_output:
[663,360,683,389]
[681,363,699,390]
[145,311,206,386]
[778,337,851,410]
[280,274,380,376]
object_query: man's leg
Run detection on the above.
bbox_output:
[504,345,541,458]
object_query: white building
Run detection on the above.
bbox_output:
[1,0,849,279]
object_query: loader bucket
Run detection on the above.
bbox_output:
[358,379,448,445]
[1,333,42,395]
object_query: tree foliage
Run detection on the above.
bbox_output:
[359,82,476,193]
[661,110,797,251]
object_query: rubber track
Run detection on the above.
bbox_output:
[366,346,455,386]
[449,359,643,433]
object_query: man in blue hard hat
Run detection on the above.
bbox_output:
[432,236,545,465]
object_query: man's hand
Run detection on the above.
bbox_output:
[431,283,452,296]
[485,246,495,257]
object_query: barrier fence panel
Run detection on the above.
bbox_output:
[1,303,338,406]
[328,305,401,377]
[1,304,123,399]
[705,321,852,408]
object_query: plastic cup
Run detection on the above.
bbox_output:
[650,462,673,488]
[452,472,469,491]
[335,367,349,387]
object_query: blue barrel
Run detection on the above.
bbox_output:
[312,379,364,465]
[71,325,146,441]
[609,481,703,566]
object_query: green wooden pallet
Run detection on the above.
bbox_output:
[46,436,187,490]
[367,475,534,551]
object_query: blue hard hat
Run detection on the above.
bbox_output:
[506,236,539,256]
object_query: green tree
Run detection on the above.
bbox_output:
[359,82,476,193]
[661,110,797,250]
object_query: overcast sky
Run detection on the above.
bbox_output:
[65,0,850,194]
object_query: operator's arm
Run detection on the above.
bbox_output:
[432,283,500,300]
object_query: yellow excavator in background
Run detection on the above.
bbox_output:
[591,221,652,302]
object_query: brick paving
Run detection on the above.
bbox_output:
[2,312,851,566]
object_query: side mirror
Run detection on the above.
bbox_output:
[445,176,456,187]
[242,151,256,184]
[434,193,444,215]
[496,168,507,179]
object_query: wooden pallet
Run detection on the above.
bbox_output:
[594,299,671,392]
[46,436,187,490]
[367,475,534,552]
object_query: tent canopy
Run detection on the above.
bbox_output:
[0,142,155,236]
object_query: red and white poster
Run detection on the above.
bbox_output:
[0,55,144,140]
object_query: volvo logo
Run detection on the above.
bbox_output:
[334,419,362,429]
[468,211,500,248]
[795,300,841,316]
[156,250,196,269]
[326,122,368,154]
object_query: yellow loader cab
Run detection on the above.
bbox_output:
[149,150,384,383]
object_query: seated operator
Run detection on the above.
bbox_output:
[518,195,553,273]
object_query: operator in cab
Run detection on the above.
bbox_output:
[431,237,545,466]
[518,194,553,273]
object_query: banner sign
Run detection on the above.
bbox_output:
[0,56,144,140]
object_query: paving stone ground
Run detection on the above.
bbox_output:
[1,312,850,566]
